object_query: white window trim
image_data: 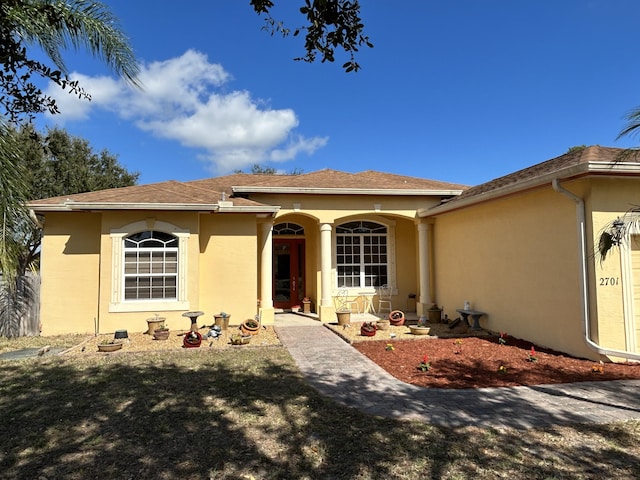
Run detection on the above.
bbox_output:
[109,220,190,312]
[333,216,396,295]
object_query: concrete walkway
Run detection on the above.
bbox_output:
[274,314,640,428]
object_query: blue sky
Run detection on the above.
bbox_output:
[39,0,640,186]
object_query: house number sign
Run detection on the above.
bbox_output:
[599,277,620,286]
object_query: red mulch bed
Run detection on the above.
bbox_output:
[354,334,640,389]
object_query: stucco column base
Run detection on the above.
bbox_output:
[416,302,429,317]
[258,307,275,326]
[318,305,335,323]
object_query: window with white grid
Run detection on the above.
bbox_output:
[336,221,388,288]
[123,231,179,300]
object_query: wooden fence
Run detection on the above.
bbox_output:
[0,274,41,337]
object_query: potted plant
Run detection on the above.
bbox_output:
[389,310,405,326]
[97,339,123,352]
[153,325,170,340]
[360,322,377,337]
[241,318,260,335]
[213,312,230,330]
[183,331,202,348]
[230,333,252,345]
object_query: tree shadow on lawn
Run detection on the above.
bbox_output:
[0,348,639,479]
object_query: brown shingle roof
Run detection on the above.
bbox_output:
[28,180,266,209]
[223,169,467,192]
[29,169,465,211]
[436,145,639,208]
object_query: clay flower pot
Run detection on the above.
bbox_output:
[183,331,202,348]
[389,310,405,326]
[241,320,260,336]
[153,328,170,340]
[360,322,377,337]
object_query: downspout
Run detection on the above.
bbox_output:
[552,178,640,361]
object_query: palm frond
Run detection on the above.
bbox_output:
[5,0,140,86]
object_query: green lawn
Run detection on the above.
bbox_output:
[1,345,639,479]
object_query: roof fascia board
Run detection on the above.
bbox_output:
[232,186,464,196]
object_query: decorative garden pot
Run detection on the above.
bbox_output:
[153,329,170,340]
[360,323,377,337]
[336,311,351,326]
[183,331,202,348]
[428,305,442,323]
[240,320,260,336]
[146,317,166,334]
[97,342,123,352]
[302,300,312,314]
[389,310,405,326]
[409,326,431,336]
[376,319,390,331]
[230,334,252,345]
[214,314,230,330]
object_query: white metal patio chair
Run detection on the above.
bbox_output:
[377,284,393,315]
[335,287,361,314]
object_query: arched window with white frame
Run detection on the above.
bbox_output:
[123,231,178,300]
[109,220,190,312]
[336,220,389,288]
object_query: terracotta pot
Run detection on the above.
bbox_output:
[360,323,377,337]
[153,329,170,340]
[97,342,123,352]
[183,331,202,348]
[389,310,405,326]
[241,321,260,336]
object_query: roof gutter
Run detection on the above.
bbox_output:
[552,178,640,361]
[29,201,279,215]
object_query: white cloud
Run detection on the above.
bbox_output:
[45,49,326,172]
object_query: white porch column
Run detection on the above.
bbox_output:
[417,221,431,315]
[259,221,274,321]
[319,223,333,320]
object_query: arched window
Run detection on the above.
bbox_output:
[123,231,179,300]
[336,221,388,287]
[273,222,305,235]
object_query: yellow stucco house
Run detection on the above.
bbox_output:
[28,145,640,361]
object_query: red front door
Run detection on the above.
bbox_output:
[273,239,305,309]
